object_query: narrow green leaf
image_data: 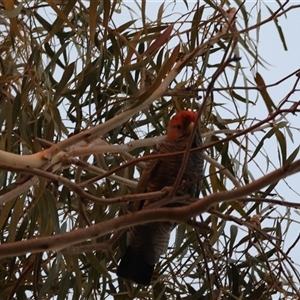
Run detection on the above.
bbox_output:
[38,257,60,299]
[55,62,75,97]
[249,123,286,162]
[229,225,238,256]
[157,3,164,27]
[265,5,288,50]
[285,146,300,164]
[43,0,76,44]
[44,42,69,72]
[275,129,286,164]
[86,253,111,278]
[191,5,204,50]
[57,272,72,300]
[255,72,276,114]
[174,224,186,252]
[275,221,282,247]
[231,90,255,104]
[0,198,15,231]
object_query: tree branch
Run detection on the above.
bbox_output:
[1,157,300,258]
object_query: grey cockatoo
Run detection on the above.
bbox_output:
[117,110,204,285]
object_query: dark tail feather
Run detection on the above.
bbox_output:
[117,246,155,285]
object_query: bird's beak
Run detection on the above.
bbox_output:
[188,122,195,132]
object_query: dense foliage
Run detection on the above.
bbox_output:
[0,1,300,299]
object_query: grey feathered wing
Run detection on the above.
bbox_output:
[117,130,204,285]
[116,150,165,285]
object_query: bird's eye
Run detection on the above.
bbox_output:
[176,125,181,129]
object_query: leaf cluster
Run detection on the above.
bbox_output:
[0,1,300,299]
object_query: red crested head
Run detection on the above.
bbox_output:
[166,111,198,141]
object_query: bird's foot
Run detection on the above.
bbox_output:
[161,186,173,197]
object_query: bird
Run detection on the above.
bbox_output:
[116,110,204,285]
